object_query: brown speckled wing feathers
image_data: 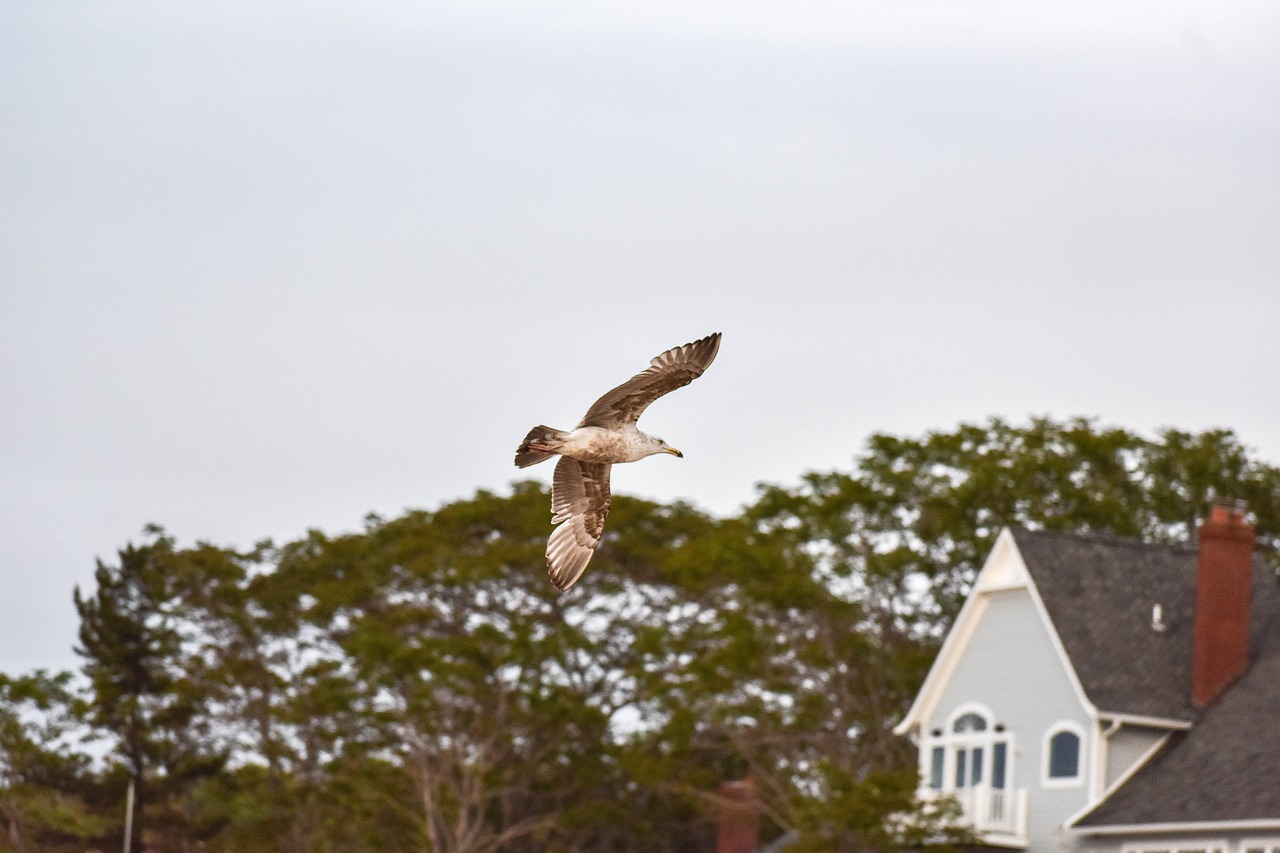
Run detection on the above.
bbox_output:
[576,333,721,429]
[546,457,612,591]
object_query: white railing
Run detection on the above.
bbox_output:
[925,786,1028,844]
[976,785,1027,837]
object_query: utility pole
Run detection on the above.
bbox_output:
[123,774,136,853]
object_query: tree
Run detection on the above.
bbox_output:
[0,671,102,851]
[749,417,1280,630]
[40,416,1276,852]
[731,417,1280,848]
[264,485,633,853]
[73,531,229,851]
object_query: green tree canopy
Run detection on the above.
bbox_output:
[750,417,1280,628]
[73,532,234,850]
[0,670,103,850]
[3,417,1273,853]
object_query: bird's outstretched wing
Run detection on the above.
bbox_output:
[576,333,721,429]
[546,457,612,591]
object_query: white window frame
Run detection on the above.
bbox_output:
[1041,720,1086,787]
[919,703,1014,794]
[1119,840,1227,853]
[1240,838,1280,853]
[948,705,991,790]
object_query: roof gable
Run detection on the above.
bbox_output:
[898,524,1280,826]
[1012,529,1201,722]
[895,528,1093,735]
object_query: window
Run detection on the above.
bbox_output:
[1041,721,1085,786]
[953,712,987,733]
[992,742,1007,789]
[1048,730,1079,777]
[929,747,944,790]
[919,705,1012,796]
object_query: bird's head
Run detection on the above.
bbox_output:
[653,437,683,458]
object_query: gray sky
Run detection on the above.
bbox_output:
[3,0,1278,677]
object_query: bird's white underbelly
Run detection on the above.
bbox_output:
[560,426,649,464]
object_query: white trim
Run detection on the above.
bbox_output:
[947,701,996,732]
[1094,718,1115,799]
[1089,714,1187,801]
[1240,837,1280,853]
[893,544,998,736]
[1096,710,1193,731]
[1042,720,1087,788]
[928,703,998,791]
[1020,554,1098,720]
[1120,839,1227,853]
[920,704,1020,805]
[922,741,945,790]
[1076,820,1280,837]
[894,528,1098,736]
[974,533,1030,592]
[1065,733,1171,828]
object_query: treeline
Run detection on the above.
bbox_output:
[2,418,1278,853]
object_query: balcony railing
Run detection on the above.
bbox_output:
[922,785,1028,846]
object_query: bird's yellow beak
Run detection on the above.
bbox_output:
[665,447,683,458]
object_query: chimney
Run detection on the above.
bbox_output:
[1191,502,1256,707]
[716,779,760,853]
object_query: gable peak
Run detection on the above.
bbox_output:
[974,527,1030,593]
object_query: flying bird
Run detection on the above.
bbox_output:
[515,333,722,591]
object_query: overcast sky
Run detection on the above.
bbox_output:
[3,0,1278,677]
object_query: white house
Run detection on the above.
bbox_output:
[894,504,1280,853]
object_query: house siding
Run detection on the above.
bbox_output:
[904,528,1280,853]
[926,586,1092,852]
[1102,727,1165,790]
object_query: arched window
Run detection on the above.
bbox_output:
[922,706,1011,795]
[1042,722,1085,786]
[1048,731,1079,776]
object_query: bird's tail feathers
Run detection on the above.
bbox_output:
[515,425,568,468]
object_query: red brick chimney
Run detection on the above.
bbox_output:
[716,779,760,853]
[1191,502,1256,708]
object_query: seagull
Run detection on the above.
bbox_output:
[515,333,722,591]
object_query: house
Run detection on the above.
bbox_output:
[894,504,1280,853]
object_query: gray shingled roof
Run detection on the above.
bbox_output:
[1012,529,1201,721]
[1008,528,1280,826]
[1074,596,1280,825]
